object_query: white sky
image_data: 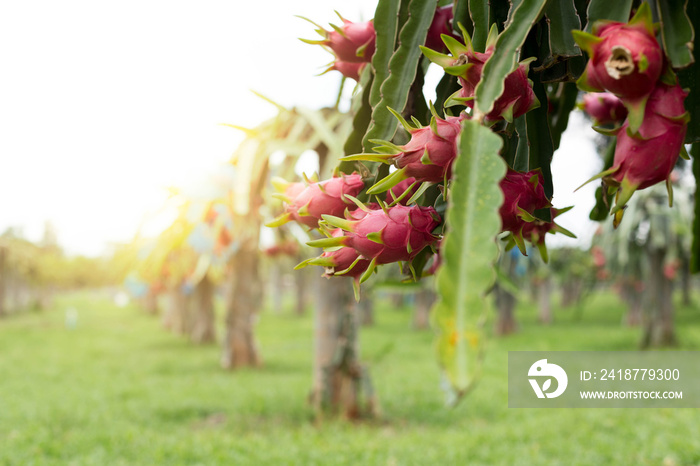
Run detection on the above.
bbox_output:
[0,0,598,256]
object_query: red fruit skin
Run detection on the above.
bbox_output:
[427,239,442,275]
[286,174,364,229]
[391,115,463,183]
[331,60,366,81]
[581,92,628,125]
[321,246,370,279]
[457,50,537,121]
[320,229,370,279]
[498,169,550,234]
[326,19,376,63]
[582,22,662,99]
[456,50,491,100]
[284,182,306,200]
[610,83,688,190]
[385,177,419,205]
[425,5,458,51]
[346,205,440,264]
[521,208,559,245]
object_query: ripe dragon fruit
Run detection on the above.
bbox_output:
[420,25,539,122]
[267,173,365,229]
[425,5,459,52]
[385,177,419,205]
[328,60,366,81]
[572,3,662,132]
[297,228,371,280]
[307,204,441,282]
[498,168,550,235]
[580,92,628,126]
[300,13,375,81]
[582,80,689,227]
[344,110,464,194]
[519,208,576,263]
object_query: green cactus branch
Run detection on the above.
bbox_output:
[432,118,506,401]
[364,0,437,147]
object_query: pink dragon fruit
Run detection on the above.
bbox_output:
[425,5,459,52]
[328,60,366,81]
[572,3,662,132]
[308,204,441,282]
[420,27,538,122]
[589,81,689,226]
[298,229,371,280]
[580,92,628,125]
[299,13,375,81]
[267,173,365,229]
[344,112,464,193]
[519,208,576,262]
[459,59,538,123]
[385,177,419,205]
[323,17,375,63]
[498,169,550,234]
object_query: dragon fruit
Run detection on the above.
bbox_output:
[385,177,419,205]
[420,26,538,122]
[298,228,371,280]
[519,208,576,262]
[328,60,366,81]
[580,92,628,125]
[307,204,441,282]
[267,173,365,229]
[323,17,375,63]
[573,3,662,132]
[425,5,459,51]
[498,169,550,235]
[588,81,689,226]
[344,111,463,193]
[299,13,375,81]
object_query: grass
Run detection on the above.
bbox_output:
[1,288,700,465]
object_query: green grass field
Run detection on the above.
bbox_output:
[1,289,699,465]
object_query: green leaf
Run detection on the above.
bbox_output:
[584,0,633,32]
[369,0,401,110]
[691,144,700,273]
[544,0,581,59]
[468,0,489,51]
[657,0,695,69]
[474,0,548,118]
[432,119,507,400]
[363,0,437,146]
